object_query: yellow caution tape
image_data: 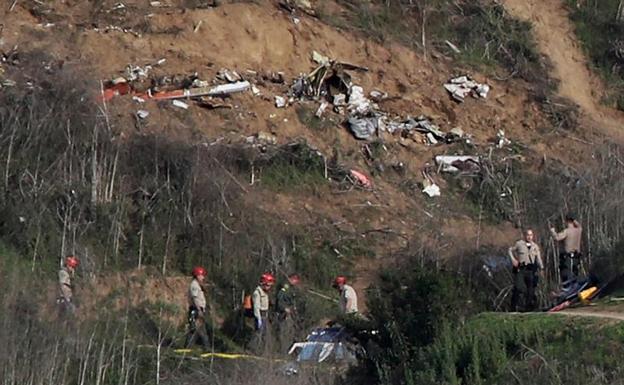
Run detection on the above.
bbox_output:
[171,349,285,362]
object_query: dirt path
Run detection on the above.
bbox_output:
[556,309,624,321]
[502,0,624,135]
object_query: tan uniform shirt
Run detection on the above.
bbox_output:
[188,279,206,311]
[551,225,582,253]
[509,240,543,269]
[339,284,358,314]
[252,286,269,319]
[58,268,73,301]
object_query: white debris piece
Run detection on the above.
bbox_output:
[132,96,146,103]
[275,95,287,108]
[426,133,438,145]
[315,101,329,117]
[311,51,330,65]
[435,155,480,173]
[422,183,441,197]
[333,93,346,106]
[217,68,242,83]
[496,130,511,148]
[251,85,261,96]
[136,110,149,119]
[172,100,189,109]
[348,85,373,114]
[444,75,490,102]
[445,40,461,54]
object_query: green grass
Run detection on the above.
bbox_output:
[419,312,624,385]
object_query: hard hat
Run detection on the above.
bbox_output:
[65,255,79,268]
[260,272,275,285]
[192,266,207,277]
[334,275,347,286]
[288,273,301,285]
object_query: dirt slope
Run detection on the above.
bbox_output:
[502,0,624,138]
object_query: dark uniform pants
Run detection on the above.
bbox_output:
[559,252,580,284]
[511,266,537,311]
[186,306,210,351]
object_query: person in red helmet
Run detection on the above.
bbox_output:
[58,255,79,315]
[276,273,302,353]
[186,266,210,351]
[333,275,358,314]
[251,272,274,352]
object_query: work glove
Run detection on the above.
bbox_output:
[255,317,263,330]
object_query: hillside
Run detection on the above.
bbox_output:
[2,0,624,384]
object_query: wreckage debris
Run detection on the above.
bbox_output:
[435,155,480,174]
[350,170,373,189]
[444,75,490,103]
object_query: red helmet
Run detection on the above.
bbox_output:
[260,272,275,285]
[65,255,79,268]
[192,266,207,278]
[288,274,301,285]
[334,275,347,286]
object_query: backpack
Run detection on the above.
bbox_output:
[243,294,254,318]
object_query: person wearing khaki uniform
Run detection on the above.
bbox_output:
[509,229,543,311]
[333,276,358,314]
[186,266,210,351]
[550,214,582,284]
[58,255,79,315]
[250,273,274,353]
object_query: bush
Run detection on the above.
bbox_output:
[348,264,482,385]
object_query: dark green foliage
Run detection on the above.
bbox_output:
[352,265,481,385]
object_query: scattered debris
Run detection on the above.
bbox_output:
[217,68,242,83]
[435,155,480,174]
[422,182,441,197]
[422,171,441,197]
[444,76,490,102]
[348,116,379,140]
[193,20,203,33]
[450,127,464,138]
[496,130,511,148]
[350,170,373,189]
[93,25,142,38]
[136,110,149,119]
[275,95,287,108]
[288,327,359,365]
[445,40,461,54]
[311,51,330,65]
[172,100,189,109]
[197,98,233,110]
[315,101,329,117]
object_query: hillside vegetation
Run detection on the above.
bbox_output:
[1,0,624,384]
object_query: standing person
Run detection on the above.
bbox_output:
[333,276,358,315]
[58,255,79,315]
[276,273,301,353]
[251,272,274,353]
[509,229,544,311]
[550,213,583,284]
[186,266,210,351]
